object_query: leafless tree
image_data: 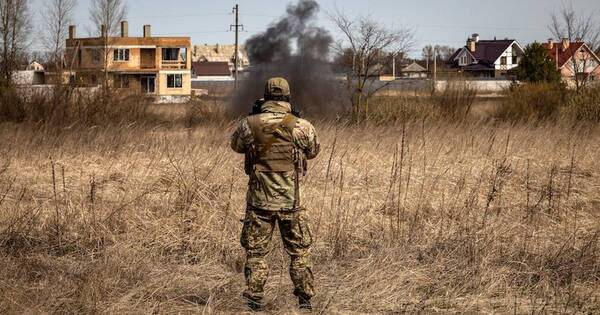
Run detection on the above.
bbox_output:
[549,5,600,91]
[42,0,77,71]
[89,0,127,88]
[422,45,455,70]
[0,0,32,87]
[89,0,126,37]
[330,11,415,119]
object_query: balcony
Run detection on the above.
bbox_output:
[161,60,187,70]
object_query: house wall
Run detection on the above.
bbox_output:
[157,72,191,95]
[560,46,600,81]
[457,49,475,66]
[494,43,522,70]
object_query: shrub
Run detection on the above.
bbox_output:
[184,96,228,127]
[364,96,434,124]
[565,86,600,122]
[496,82,566,121]
[0,86,26,122]
[0,85,155,127]
[431,80,477,121]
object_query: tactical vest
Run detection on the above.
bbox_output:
[246,113,299,173]
[246,113,305,208]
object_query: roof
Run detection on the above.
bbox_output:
[447,39,520,68]
[463,63,495,71]
[192,44,249,65]
[66,36,191,47]
[472,40,515,64]
[192,61,231,76]
[401,62,427,72]
[542,42,586,68]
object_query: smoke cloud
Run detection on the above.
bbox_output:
[231,0,342,116]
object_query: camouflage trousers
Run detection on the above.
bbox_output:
[240,207,314,302]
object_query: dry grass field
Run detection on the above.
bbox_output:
[1,90,600,314]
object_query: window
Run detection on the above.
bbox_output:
[162,48,180,61]
[459,55,468,66]
[512,55,519,65]
[167,74,183,88]
[500,56,507,65]
[91,49,101,64]
[113,49,130,61]
[116,75,129,88]
[179,48,187,62]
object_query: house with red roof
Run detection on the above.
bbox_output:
[542,39,600,84]
[447,34,524,79]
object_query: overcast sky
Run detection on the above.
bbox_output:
[30,0,600,57]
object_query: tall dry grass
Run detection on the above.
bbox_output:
[1,93,599,313]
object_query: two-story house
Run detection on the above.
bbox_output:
[65,21,192,100]
[543,38,600,83]
[447,34,524,78]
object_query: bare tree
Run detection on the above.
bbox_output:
[331,11,415,119]
[0,0,32,87]
[422,45,455,70]
[89,0,126,37]
[88,0,127,89]
[42,0,77,71]
[549,5,600,91]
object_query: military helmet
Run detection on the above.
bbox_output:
[264,77,291,97]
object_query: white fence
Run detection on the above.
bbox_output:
[434,79,513,93]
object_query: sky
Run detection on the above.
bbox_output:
[29,0,600,58]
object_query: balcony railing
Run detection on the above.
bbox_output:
[161,60,186,70]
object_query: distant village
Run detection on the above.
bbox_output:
[12,21,600,101]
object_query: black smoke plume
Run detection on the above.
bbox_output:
[232,0,342,116]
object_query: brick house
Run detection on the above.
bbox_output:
[65,22,192,99]
[543,38,600,83]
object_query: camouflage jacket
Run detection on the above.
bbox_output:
[231,101,320,211]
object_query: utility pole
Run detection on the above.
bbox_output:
[433,48,437,93]
[392,53,396,79]
[230,4,243,89]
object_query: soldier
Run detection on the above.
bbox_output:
[231,77,320,311]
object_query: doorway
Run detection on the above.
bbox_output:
[141,76,156,94]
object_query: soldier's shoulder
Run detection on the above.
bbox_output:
[296,117,314,127]
[295,117,316,134]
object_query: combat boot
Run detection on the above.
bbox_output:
[299,296,312,311]
[246,298,263,312]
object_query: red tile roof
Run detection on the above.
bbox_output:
[543,42,585,68]
[192,61,231,76]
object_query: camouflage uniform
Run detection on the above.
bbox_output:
[231,78,320,306]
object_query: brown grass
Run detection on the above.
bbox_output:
[1,93,599,314]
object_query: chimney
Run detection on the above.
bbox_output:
[101,24,107,38]
[121,21,128,37]
[472,33,480,43]
[69,25,76,39]
[467,38,476,53]
[143,25,151,38]
[547,38,554,49]
[561,38,570,51]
